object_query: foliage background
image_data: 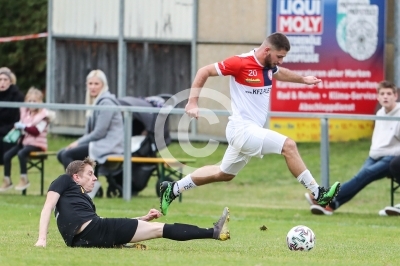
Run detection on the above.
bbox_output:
[0,0,47,93]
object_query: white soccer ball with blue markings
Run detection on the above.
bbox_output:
[286,225,316,251]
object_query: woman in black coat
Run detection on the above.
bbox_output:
[0,68,24,191]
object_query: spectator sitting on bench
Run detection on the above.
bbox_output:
[1,87,55,192]
[377,156,400,216]
[57,69,123,197]
[0,67,24,176]
[304,80,400,215]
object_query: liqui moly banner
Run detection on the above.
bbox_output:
[271,0,385,115]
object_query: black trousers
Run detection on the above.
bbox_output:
[0,140,16,165]
[3,144,42,177]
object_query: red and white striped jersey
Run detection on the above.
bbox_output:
[214,50,279,127]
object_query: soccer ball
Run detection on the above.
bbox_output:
[286,225,316,251]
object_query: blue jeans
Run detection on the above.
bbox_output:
[331,156,393,210]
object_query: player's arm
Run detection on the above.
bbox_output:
[34,191,60,247]
[186,64,219,119]
[274,67,321,85]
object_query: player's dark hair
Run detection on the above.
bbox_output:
[267,32,291,51]
[66,157,96,176]
[377,80,397,94]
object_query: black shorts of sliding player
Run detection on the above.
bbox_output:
[71,217,138,248]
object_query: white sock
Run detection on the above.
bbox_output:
[174,174,197,196]
[297,170,320,198]
[4,176,11,184]
[21,174,28,181]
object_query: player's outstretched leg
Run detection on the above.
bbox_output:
[160,181,177,215]
[314,182,341,207]
[213,207,230,241]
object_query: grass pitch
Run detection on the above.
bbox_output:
[0,136,398,266]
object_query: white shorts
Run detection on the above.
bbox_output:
[220,122,287,175]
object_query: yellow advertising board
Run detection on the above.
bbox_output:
[269,118,374,142]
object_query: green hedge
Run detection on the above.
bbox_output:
[0,0,47,93]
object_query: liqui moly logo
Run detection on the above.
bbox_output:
[277,0,323,34]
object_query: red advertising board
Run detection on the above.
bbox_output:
[270,0,385,141]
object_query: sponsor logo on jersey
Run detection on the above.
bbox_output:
[245,78,261,83]
[245,87,271,95]
[277,0,323,34]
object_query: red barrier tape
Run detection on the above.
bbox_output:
[0,32,48,43]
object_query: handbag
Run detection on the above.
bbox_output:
[3,128,22,143]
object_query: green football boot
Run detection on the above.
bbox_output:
[315,182,341,207]
[159,181,177,216]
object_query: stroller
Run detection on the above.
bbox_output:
[98,94,175,198]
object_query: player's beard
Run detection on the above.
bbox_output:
[264,54,276,68]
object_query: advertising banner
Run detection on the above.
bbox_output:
[270,0,386,142]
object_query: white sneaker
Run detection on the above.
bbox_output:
[310,204,334,215]
[378,204,400,216]
[384,206,400,216]
[304,193,318,205]
[378,209,388,216]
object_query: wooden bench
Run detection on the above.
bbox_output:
[106,156,196,201]
[26,151,58,196]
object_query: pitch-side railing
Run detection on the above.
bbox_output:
[2,101,399,201]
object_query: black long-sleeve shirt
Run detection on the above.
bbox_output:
[0,85,24,136]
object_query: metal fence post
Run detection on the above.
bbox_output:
[46,0,54,103]
[320,118,330,187]
[190,0,198,138]
[123,110,132,201]
[117,0,126,98]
